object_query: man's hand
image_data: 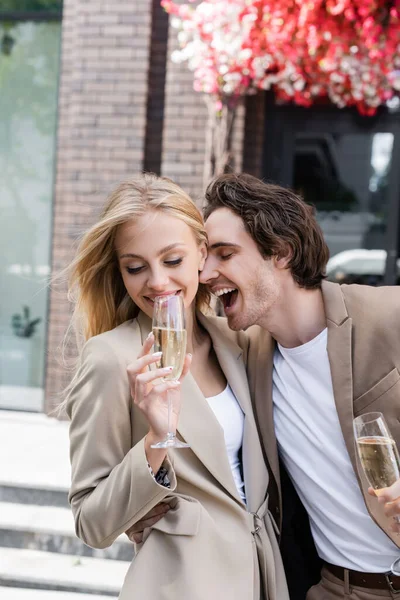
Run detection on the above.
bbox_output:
[125,503,170,543]
[368,481,400,532]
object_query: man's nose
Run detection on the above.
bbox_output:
[199,259,218,284]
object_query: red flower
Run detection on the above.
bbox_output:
[162,0,400,116]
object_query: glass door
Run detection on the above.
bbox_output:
[0,18,61,410]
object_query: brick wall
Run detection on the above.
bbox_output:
[45,0,152,412]
[45,1,251,413]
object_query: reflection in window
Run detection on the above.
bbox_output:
[293,132,396,286]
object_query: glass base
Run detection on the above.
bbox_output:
[150,434,190,449]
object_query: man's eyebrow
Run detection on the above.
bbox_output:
[209,242,241,250]
[119,243,185,259]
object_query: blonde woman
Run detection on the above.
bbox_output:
[65,174,288,600]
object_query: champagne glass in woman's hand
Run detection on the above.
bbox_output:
[151,294,190,449]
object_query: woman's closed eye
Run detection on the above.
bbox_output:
[164,258,183,267]
[126,265,144,274]
[125,258,183,275]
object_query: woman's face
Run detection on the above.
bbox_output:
[115,210,207,319]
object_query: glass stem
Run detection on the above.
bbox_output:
[167,389,174,439]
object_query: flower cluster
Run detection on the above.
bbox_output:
[162,0,400,115]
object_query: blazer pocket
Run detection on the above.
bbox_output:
[141,496,201,544]
[354,368,400,414]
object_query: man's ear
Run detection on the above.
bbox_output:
[198,242,207,271]
[274,250,292,270]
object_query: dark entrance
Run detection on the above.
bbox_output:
[262,98,400,285]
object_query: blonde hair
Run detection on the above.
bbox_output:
[68,173,210,346]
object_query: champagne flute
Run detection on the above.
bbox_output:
[354,412,400,496]
[150,294,189,449]
[353,411,400,573]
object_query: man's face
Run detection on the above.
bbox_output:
[200,207,281,331]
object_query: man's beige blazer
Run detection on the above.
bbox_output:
[246,280,400,548]
[67,311,289,600]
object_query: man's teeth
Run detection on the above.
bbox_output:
[214,288,237,297]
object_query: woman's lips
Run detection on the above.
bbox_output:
[144,290,181,305]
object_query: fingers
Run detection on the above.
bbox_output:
[367,486,377,497]
[132,513,167,533]
[125,503,170,544]
[390,520,400,534]
[151,380,180,395]
[371,480,400,519]
[127,351,162,377]
[133,370,180,402]
[179,353,192,382]
[135,366,174,386]
[137,332,155,359]
[377,478,400,503]
[382,499,400,519]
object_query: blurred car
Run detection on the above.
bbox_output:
[326,249,400,286]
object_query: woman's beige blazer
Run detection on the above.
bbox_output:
[67,311,288,600]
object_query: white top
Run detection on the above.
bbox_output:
[272,328,399,572]
[207,385,246,503]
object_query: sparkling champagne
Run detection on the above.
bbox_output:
[153,327,187,381]
[357,436,400,491]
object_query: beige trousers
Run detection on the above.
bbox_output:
[306,567,399,600]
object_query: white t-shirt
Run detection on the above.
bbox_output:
[273,328,399,572]
[207,385,246,503]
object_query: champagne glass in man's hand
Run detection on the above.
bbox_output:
[354,411,400,575]
[353,412,400,520]
[150,294,190,449]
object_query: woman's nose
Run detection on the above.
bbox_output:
[147,268,169,290]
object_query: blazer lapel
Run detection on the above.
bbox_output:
[322,281,357,472]
[198,314,269,512]
[137,311,244,504]
[256,352,280,497]
[247,330,281,513]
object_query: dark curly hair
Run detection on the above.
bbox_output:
[204,173,329,289]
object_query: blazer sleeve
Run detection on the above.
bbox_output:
[66,335,177,549]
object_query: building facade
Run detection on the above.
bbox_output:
[1,0,399,414]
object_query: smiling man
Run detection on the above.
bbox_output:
[200,173,400,600]
[204,210,282,332]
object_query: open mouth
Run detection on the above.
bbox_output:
[214,287,238,312]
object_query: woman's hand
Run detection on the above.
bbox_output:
[127,332,191,470]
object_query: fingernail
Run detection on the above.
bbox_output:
[188,353,192,358]
[146,332,154,341]
[163,366,173,371]
[171,381,180,386]
[153,352,162,358]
